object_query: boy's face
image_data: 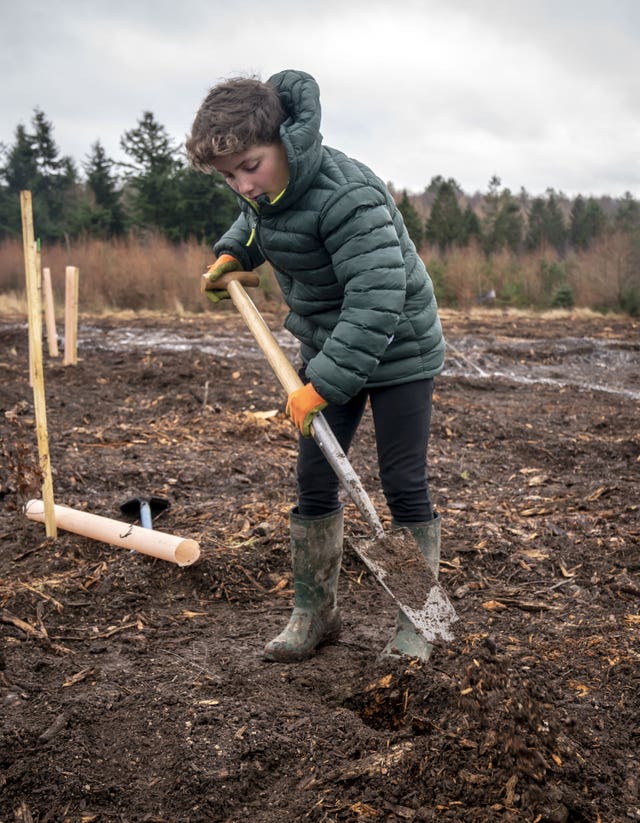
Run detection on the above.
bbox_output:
[212,142,289,202]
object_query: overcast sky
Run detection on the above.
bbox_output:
[2,0,639,198]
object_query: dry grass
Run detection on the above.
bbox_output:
[0,291,26,315]
[0,235,284,318]
[426,234,637,312]
[568,231,636,310]
[0,235,214,316]
[0,233,636,316]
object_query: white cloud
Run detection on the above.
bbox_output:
[1,0,639,196]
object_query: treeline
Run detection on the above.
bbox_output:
[1,109,639,314]
[4,108,639,252]
[395,175,640,257]
[394,176,640,314]
[0,109,237,245]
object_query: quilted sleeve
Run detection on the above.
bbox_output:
[307,184,407,404]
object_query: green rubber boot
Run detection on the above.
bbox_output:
[380,514,441,660]
[263,506,343,663]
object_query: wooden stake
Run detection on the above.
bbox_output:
[42,267,59,357]
[63,265,79,366]
[20,191,57,538]
[27,240,42,386]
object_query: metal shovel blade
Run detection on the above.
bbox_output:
[312,414,459,644]
[224,278,459,645]
[350,528,458,643]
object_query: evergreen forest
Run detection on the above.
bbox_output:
[1,109,639,314]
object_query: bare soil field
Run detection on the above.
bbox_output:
[1,307,639,823]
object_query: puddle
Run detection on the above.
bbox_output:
[444,336,640,400]
[3,321,638,401]
[83,326,640,401]
[79,324,300,360]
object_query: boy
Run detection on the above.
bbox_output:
[187,69,445,663]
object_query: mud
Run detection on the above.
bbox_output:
[1,307,639,822]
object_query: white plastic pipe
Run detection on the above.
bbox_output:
[25,499,200,566]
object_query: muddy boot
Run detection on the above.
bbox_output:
[380,514,441,660]
[263,506,343,663]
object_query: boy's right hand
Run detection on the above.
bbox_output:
[286,383,328,437]
[201,254,241,304]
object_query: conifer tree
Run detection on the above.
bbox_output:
[172,163,238,244]
[3,124,39,192]
[544,190,568,253]
[83,141,127,237]
[570,196,606,250]
[425,178,463,249]
[397,189,424,248]
[480,177,524,254]
[119,111,181,235]
[614,192,640,234]
[0,111,77,241]
[461,206,482,246]
[526,189,567,253]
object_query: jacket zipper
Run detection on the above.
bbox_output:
[241,195,273,265]
[246,207,269,263]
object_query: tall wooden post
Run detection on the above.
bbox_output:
[42,267,59,357]
[63,265,79,366]
[20,191,57,538]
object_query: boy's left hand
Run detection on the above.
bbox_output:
[201,254,241,304]
[202,271,261,303]
[286,383,328,437]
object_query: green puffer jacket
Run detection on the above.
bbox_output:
[213,69,445,405]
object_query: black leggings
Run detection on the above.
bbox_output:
[296,378,434,524]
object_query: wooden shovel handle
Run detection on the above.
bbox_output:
[226,278,386,539]
[201,268,260,296]
[206,269,260,290]
[226,279,303,395]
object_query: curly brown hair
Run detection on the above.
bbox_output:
[186,77,287,171]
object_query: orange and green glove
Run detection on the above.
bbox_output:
[201,254,241,304]
[286,383,328,437]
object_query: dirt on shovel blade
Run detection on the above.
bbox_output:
[353,531,460,644]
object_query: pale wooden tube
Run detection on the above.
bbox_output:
[42,267,59,357]
[25,500,200,566]
[63,265,78,366]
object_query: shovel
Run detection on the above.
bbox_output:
[210,271,459,644]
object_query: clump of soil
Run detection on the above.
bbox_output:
[1,308,639,822]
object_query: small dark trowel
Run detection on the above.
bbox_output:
[120,496,170,529]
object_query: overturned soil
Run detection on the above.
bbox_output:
[1,307,639,823]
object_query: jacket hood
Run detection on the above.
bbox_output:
[257,69,324,213]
